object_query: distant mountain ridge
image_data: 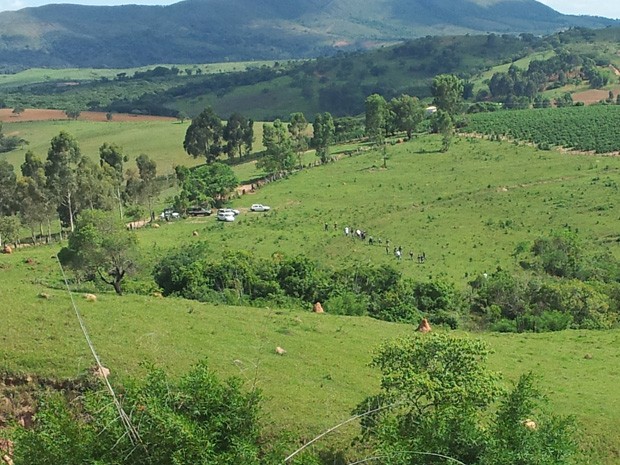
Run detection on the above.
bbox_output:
[0,0,617,68]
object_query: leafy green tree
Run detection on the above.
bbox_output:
[288,112,309,166]
[389,94,425,140]
[431,74,464,118]
[0,215,21,248]
[310,112,335,163]
[432,109,454,152]
[75,156,115,213]
[183,106,223,163]
[59,209,139,295]
[258,119,295,174]
[0,159,17,216]
[64,108,81,120]
[45,131,81,232]
[365,94,388,145]
[223,112,253,158]
[99,142,126,218]
[18,151,55,242]
[356,334,576,465]
[13,360,265,465]
[136,153,160,220]
[179,162,238,207]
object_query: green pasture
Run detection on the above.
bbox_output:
[139,134,620,285]
[0,61,283,89]
[0,243,619,463]
[2,134,620,461]
[1,119,270,175]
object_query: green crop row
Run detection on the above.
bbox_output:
[465,105,620,153]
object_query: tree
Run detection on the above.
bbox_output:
[59,209,139,295]
[355,334,576,465]
[12,360,265,465]
[310,112,335,163]
[178,162,238,207]
[0,159,17,216]
[431,74,464,118]
[136,154,160,220]
[288,112,309,166]
[432,109,454,152]
[99,142,126,219]
[183,106,223,163]
[389,94,424,140]
[12,106,24,117]
[45,131,81,232]
[64,108,81,120]
[223,112,253,158]
[0,215,21,248]
[257,119,295,175]
[365,94,388,145]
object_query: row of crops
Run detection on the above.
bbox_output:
[464,105,620,153]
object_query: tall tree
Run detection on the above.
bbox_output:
[58,209,139,295]
[99,142,126,219]
[389,94,425,140]
[311,112,335,163]
[136,153,160,220]
[178,162,238,207]
[44,131,81,232]
[365,94,388,145]
[223,112,253,159]
[288,112,309,166]
[432,109,454,152]
[257,119,295,175]
[0,159,17,216]
[431,74,464,118]
[19,151,55,243]
[183,107,223,163]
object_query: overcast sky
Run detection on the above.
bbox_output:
[0,0,618,18]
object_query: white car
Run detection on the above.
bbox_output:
[217,210,235,222]
[219,208,240,216]
[250,204,271,212]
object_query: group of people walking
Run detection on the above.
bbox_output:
[325,223,427,263]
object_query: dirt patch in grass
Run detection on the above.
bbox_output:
[572,88,620,105]
[0,108,176,123]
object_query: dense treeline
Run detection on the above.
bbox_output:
[153,229,620,332]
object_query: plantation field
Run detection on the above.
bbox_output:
[465,105,620,154]
[1,243,619,463]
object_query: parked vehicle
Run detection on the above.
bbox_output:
[250,204,271,212]
[219,208,239,216]
[160,208,180,220]
[217,210,235,222]
[187,206,212,216]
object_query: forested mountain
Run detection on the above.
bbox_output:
[0,0,617,68]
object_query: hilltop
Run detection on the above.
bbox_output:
[0,0,618,68]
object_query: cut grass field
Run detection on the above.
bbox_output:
[2,133,620,462]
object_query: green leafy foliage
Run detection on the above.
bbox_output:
[13,360,265,465]
[355,334,577,465]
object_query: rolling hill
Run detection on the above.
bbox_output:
[0,0,618,68]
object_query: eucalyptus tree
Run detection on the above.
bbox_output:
[311,112,335,163]
[44,131,81,231]
[183,106,223,163]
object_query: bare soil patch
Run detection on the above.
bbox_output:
[572,88,620,105]
[0,108,176,123]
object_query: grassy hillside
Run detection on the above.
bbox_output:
[1,224,619,463]
[2,133,620,461]
[2,27,619,120]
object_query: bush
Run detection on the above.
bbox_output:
[324,291,368,316]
